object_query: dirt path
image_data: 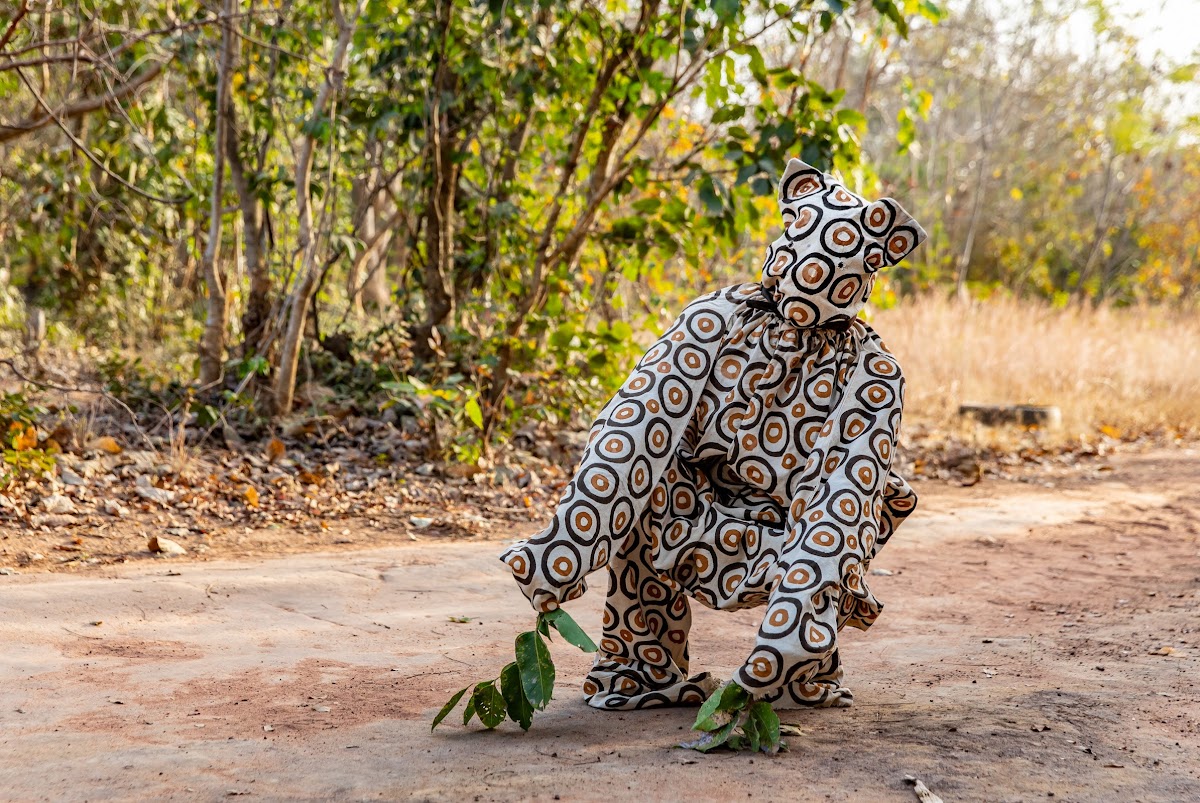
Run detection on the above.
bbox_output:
[1,450,1198,802]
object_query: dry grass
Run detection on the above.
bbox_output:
[873,294,1200,443]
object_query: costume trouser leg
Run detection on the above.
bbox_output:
[733,346,907,706]
[762,610,854,709]
[583,520,718,709]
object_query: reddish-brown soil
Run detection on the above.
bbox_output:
[1,449,1197,802]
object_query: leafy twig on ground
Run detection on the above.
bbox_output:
[431,607,598,733]
[679,681,784,754]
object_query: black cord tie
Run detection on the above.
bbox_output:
[745,284,784,316]
[745,284,855,333]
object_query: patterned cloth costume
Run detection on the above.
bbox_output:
[501,159,927,710]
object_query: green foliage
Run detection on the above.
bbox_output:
[432,608,595,733]
[514,629,556,710]
[542,607,599,652]
[1,0,942,449]
[499,661,534,731]
[681,682,784,754]
[380,374,485,463]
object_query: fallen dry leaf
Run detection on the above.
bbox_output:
[297,470,325,486]
[13,425,39,451]
[266,437,286,463]
[243,485,260,507]
[91,436,123,455]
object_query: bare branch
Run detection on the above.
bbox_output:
[0,60,165,144]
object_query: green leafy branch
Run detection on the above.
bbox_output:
[432,608,598,733]
[679,681,787,754]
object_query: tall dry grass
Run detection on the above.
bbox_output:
[873,295,1200,442]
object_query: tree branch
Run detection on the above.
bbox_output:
[0,60,165,144]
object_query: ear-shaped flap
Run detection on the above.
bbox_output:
[778,158,826,202]
[861,197,927,268]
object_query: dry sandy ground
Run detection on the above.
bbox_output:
[1,450,1198,802]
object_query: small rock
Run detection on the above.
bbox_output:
[222,423,246,450]
[101,499,128,518]
[135,475,175,505]
[0,567,19,575]
[516,470,540,489]
[30,513,79,528]
[148,535,187,556]
[415,463,436,477]
[409,516,434,529]
[263,724,275,732]
[869,568,894,576]
[59,468,87,486]
[27,552,45,562]
[296,382,336,408]
[313,705,331,713]
[41,494,77,514]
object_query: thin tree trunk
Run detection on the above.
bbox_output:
[410,0,459,358]
[1075,153,1117,303]
[954,91,989,303]
[273,0,365,415]
[198,0,237,386]
[228,102,268,360]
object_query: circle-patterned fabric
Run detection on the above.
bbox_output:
[500,158,927,709]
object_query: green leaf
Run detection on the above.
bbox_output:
[749,701,782,753]
[543,608,598,653]
[697,177,723,215]
[712,105,746,124]
[431,686,469,732]
[1167,63,1199,83]
[515,630,555,710]
[500,661,534,731]
[693,681,749,732]
[696,716,739,752]
[712,0,740,24]
[472,681,507,729]
[462,694,476,726]
[835,108,867,129]
[464,396,483,429]
[744,708,762,753]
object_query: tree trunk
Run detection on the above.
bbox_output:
[410,0,460,359]
[954,90,989,303]
[227,104,268,361]
[198,0,237,387]
[273,0,365,415]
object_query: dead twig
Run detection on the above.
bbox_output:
[903,775,945,803]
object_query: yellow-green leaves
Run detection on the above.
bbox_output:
[463,396,483,429]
